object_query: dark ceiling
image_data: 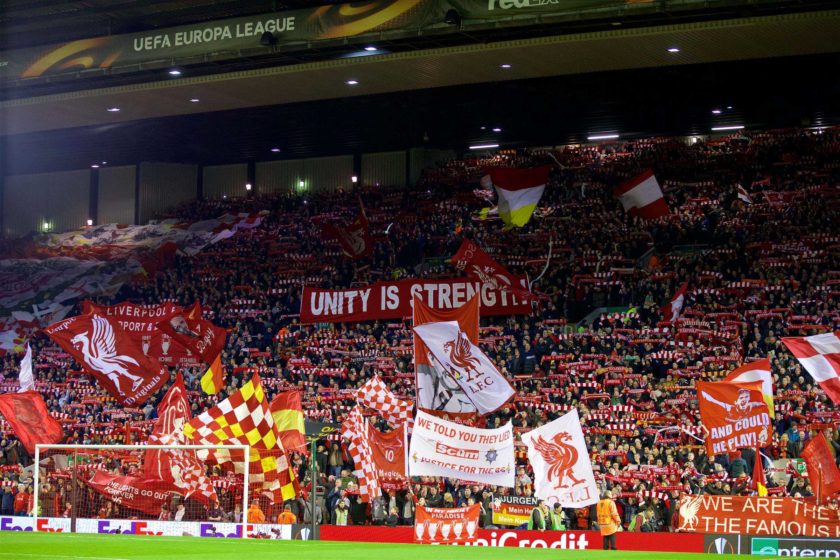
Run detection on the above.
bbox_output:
[2,53,837,175]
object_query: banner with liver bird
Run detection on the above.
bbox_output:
[521,409,598,508]
[44,313,168,406]
[413,318,515,415]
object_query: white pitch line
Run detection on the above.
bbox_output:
[0,553,129,560]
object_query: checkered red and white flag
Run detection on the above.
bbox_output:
[356,375,413,426]
[340,405,380,502]
[782,332,840,404]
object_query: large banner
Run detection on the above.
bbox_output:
[44,314,168,406]
[521,409,598,508]
[0,1,675,80]
[492,495,537,526]
[369,423,408,491]
[408,410,514,487]
[696,380,772,455]
[301,277,530,323]
[677,495,840,537]
[414,503,480,544]
[84,471,175,516]
[82,301,200,367]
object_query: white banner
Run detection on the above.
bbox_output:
[408,409,514,487]
[413,321,515,415]
[521,409,598,508]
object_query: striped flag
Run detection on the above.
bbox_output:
[614,170,669,219]
[489,166,551,228]
[781,332,840,405]
[184,373,297,501]
[270,390,307,453]
[753,449,768,496]
[340,405,380,502]
[200,353,225,395]
[356,375,413,426]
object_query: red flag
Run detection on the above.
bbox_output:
[321,203,373,259]
[44,314,168,406]
[369,423,408,491]
[696,380,773,456]
[614,170,669,219]
[801,432,840,499]
[450,239,533,302]
[660,282,688,323]
[156,302,227,365]
[0,391,63,455]
[144,373,217,504]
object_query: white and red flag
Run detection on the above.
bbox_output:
[521,409,598,508]
[450,239,533,302]
[724,358,774,418]
[614,170,669,219]
[340,405,380,502]
[356,375,413,426]
[413,320,515,415]
[321,202,373,259]
[660,282,688,323]
[413,294,480,416]
[736,184,753,204]
[782,332,840,404]
[44,314,167,406]
[144,373,217,504]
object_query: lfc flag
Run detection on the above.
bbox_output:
[156,302,227,366]
[801,432,840,499]
[44,314,168,406]
[369,423,408,491]
[81,301,199,368]
[0,391,63,455]
[724,359,774,418]
[321,203,373,259]
[413,320,515,415]
[413,294,480,414]
[521,409,597,507]
[697,380,773,456]
[414,503,480,544]
[450,239,533,302]
[144,373,217,504]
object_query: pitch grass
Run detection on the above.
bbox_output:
[0,532,749,560]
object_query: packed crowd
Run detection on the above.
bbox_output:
[1,126,839,531]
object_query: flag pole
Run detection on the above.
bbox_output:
[818,465,824,506]
[311,437,317,540]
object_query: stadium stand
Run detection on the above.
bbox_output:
[1,125,838,530]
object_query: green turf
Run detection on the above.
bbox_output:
[0,531,751,560]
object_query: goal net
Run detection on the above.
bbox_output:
[30,444,294,539]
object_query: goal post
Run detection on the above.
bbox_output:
[33,443,253,537]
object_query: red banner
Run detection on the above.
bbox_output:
[451,239,533,301]
[696,380,772,455]
[414,503,480,544]
[82,301,200,367]
[677,495,840,537]
[321,207,373,259]
[44,314,168,406]
[369,424,407,491]
[155,302,227,365]
[300,278,530,323]
[84,471,175,516]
